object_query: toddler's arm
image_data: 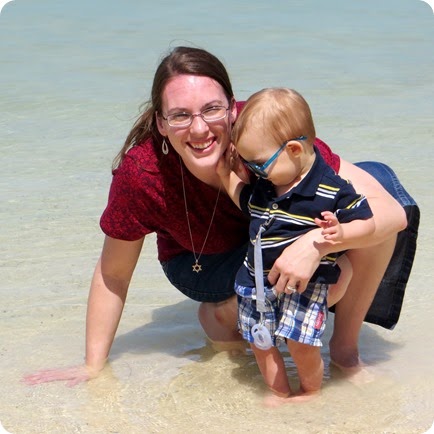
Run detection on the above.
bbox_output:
[216,147,246,209]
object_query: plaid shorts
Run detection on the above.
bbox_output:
[235,283,328,347]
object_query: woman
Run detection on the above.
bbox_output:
[24,46,418,386]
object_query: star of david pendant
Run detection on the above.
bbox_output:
[192,261,202,273]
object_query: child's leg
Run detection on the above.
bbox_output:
[250,344,292,397]
[327,255,353,307]
[286,340,324,395]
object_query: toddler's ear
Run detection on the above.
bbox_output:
[287,141,304,157]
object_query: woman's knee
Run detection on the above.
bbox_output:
[198,297,237,328]
[198,298,241,343]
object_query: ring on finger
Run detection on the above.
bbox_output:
[286,285,297,294]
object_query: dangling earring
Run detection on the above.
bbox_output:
[162,138,169,155]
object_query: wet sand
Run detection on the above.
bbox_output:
[1,228,433,433]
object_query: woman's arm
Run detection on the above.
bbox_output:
[23,236,144,386]
[338,159,407,242]
[268,159,407,293]
[85,236,144,371]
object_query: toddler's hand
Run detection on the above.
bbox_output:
[314,211,343,241]
[216,148,233,178]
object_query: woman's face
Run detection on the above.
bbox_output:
[156,74,237,171]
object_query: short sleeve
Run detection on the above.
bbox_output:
[335,181,373,223]
[314,137,341,173]
[100,154,157,240]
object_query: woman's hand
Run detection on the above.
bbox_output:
[22,364,101,387]
[267,229,324,294]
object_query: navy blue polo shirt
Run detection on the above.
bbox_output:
[236,147,373,287]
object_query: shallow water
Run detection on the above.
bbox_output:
[1,0,433,433]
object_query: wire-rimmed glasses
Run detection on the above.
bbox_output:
[161,105,229,128]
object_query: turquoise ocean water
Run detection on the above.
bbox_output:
[1,1,433,433]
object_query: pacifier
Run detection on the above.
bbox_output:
[251,323,273,350]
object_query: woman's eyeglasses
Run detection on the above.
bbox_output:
[240,136,307,178]
[161,106,229,128]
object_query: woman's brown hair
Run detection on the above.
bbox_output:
[112,46,235,170]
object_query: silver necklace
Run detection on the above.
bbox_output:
[179,156,221,273]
